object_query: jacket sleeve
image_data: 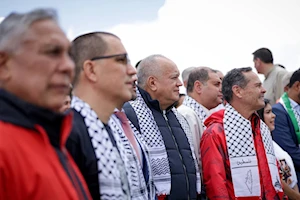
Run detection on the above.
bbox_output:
[200,124,230,199]
[272,105,300,170]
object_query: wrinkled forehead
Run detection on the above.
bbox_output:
[22,19,69,47]
[244,71,261,85]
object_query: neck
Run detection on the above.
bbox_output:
[263,63,274,77]
[145,88,169,110]
[230,101,255,120]
[74,84,116,124]
[287,90,300,104]
[189,92,209,109]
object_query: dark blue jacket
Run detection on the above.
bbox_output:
[272,103,300,189]
[124,88,197,200]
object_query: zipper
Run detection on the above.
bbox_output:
[163,111,190,200]
[61,148,88,200]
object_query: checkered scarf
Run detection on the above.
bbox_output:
[183,96,207,129]
[110,113,155,200]
[129,89,201,195]
[72,96,130,200]
[128,119,156,200]
[223,104,282,197]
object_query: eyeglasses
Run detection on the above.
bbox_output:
[90,53,130,64]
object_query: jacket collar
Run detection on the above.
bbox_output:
[138,86,174,112]
[0,89,70,147]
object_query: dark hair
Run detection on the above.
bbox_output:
[135,60,142,69]
[257,99,270,122]
[222,67,252,103]
[252,48,273,64]
[70,31,119,86]
[186,67,216,93]
[288,68,300,88]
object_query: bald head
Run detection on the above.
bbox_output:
[137,54,175,88]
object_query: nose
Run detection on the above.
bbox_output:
[177,78,183,87]
[272,112,276,119]
[261,86,266,93]
[127,63,137,77]
[60,53,75,81]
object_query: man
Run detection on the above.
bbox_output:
[124,54,200,199]
[200,67,283,199]
[253,47,288,105]
[67,32,149,200]
[181,66,196,88]
[0,9,91,200]
[272,69,300,189]
[182,67,223,127]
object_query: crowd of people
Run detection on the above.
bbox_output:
[0,8,300,200]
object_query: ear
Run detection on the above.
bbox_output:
[294,81,300,91]
[232,85,242,99]
[147,76,157,91]
[194,80,203,94]
[82,60,97,82]
[0,52,11,81]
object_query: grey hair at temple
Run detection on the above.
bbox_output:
[222,67,252,103]
[0,8,57,53]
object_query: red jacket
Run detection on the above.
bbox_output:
[200,109,283,200]
[0,89,92,200]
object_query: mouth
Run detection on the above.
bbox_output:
[50,84,69,92]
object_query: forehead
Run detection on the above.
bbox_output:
[159,58,179,74]
[103,35,126,54]
[22,19,70,48]
[244,71,261,85]
[208,71,221,82]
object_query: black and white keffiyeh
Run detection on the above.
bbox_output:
[71,96,130,200]
[223,104,282,197]
[129,89,201,195]
[183,96,208,128]
[110,113,155,200]
[172,107,201,192]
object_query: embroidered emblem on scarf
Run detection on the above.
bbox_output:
[72,96,129,200]
[223,104,282,197]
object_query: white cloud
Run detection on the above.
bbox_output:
[106,0,300,76]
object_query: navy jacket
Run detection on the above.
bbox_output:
[272,103,300,189]
[124,88,197,200]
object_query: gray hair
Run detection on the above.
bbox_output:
[0,8,58,53]
[182,67,196,83]
[186,67,217,93]
[222,67,252,103]
[137,54,169,88]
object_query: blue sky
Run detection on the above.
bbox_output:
[1,0,300,93]
[0,0,164,33]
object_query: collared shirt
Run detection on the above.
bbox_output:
[289,98,300,116]
[111,108,143,167]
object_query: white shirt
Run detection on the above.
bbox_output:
[177,105,204,166]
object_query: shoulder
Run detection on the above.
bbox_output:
[202,122,225,142]
[68,109,89,142]
[272,103,287,115]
